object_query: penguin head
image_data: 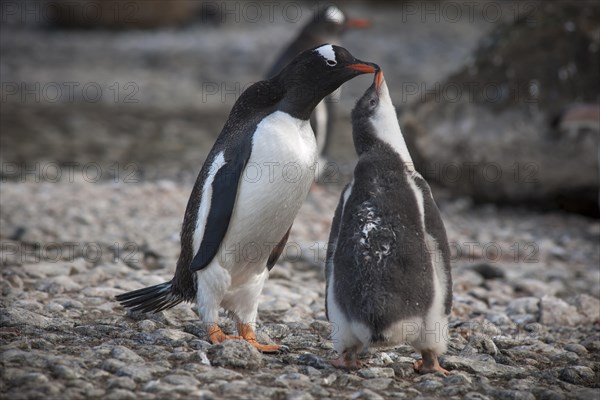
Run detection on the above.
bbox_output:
[306,5,370,38]
[275,44,378,119]
[351,70,402,155]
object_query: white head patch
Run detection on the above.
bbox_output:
[314,44,337,66]
[325,6,345,24]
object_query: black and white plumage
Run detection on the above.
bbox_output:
[267,5,370,164]
[325,71,453,372]
[116,44,377,352]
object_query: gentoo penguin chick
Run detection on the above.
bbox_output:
[116,45,378,353]
[325,70,452,372]
[267,5,370,165]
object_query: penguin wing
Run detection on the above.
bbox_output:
[266,225,292,271]
[189,136,252,272]
[325,182,352,319]
[413,174,453,315]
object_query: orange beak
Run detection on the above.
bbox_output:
[347,63,377,74]
[375,70,384,96]
[346,18,370,29]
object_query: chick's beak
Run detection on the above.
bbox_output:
[345,18,370,29]
[375,70,384,96]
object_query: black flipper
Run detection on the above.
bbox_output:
[190,136,253,272]
[267,225,292,270]
[115,281,183,314]
[325,182,352,320]
[414,174,453,315]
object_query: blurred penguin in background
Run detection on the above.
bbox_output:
[267,5,370,174]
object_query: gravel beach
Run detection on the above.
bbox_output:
[1,180,599,399]
[1,1,599,398]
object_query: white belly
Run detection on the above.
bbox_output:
[218,111,317,282]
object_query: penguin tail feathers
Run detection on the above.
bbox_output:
[115,280,184,314]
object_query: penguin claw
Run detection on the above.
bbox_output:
[209,333,242,344]
[276,345,291,354]
[413,359,449,375]
[235,323,282,353]
[208,324,241,344]
[246,340,283,353]
[330,357,361,369]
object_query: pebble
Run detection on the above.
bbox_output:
[111,346,144,363]
[492,389,535,400]
[534,389,565,400]
[297,353,329,370]
[206,340,263,369]
[563,343,588,356]
[492,336,520,349]
[471,263,506,280]
[193,351,211,366]
[22,262,74,278]
[581,334,600,352]
[107,377,137,390]
[362,378,392,391]
[50,364,79,380]
[162,374,201,387]
[511,314,538,325]
[559,366,595,386]
[350,388,385,400]
[464,393,492,400]
[462,334,499,356]
[444,372,473,385]
[485,312,513,326]
[275,373,312,389]
[299,365,321,378]
[106,389,136,400]
[195,367,243,382]
[46,302,65,312]
[567,294,600,323]
[137,320,157,332]
[442,384,470,396]
[506,297,540,316]
[539,296,584,326]
[514,279,558,297]
[550,351,579,365]
[415,379,444,391]
[36,276,82,294]
[357,368,395,379]
[116,364,169,382]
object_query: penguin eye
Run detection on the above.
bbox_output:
[326,59,337,66]
[369,99,377,107]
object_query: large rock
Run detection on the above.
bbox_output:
[402,3,600,215]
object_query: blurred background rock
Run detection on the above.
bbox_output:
[1,0,598,216]
[401,2,600,216]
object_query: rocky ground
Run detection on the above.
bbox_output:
[2,1,599,398]
[1,180,599,399]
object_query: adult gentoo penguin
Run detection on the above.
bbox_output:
[267,5,370,164]
[116,44,378,352]
[325,70,453,372]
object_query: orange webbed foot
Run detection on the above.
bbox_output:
[237,323,282,353]
[413,351,449,375]
[208,324,241,344]
[330,353,361,369]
